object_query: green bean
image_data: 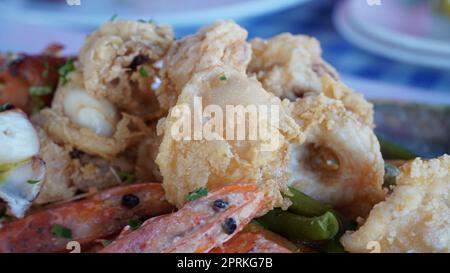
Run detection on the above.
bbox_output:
[257,209,339,241]
[377,135,418,160]
[383,162,400,188]
[284,187,331,217]
[285,186,353,234]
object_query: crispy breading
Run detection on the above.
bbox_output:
[288,95,384,218]
[135,125,163,182]
[70,153,133,191]
[341,155,450,253]
[156,20,251,111]
[79,20,174,121]
[248,33,338,99]
[156,66,301,210]
[39,72,148,159]
[33,126,77,204]
[248,33,373,127]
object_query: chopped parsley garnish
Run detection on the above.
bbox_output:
[110,14,118,21]
[128,219,143,230]
[58,58,75,85]
[186,187,208,202]
[27,179,41,185]
[51,224,72,239]
[219,74,227,81]
[0,103,14,112]
[29,85,52,96]
[117,170,136,184]
[42,61,50,78]
[139,66,149,77]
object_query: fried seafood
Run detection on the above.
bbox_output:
[341,155,450,253]
[156,20,252,111]
[0,183,173,253]
[135,127,163,182]
[101,183,266,253]
[33,126,77,204]
[248,33,373,127]
[79,20,174,121]
[287,95,384,219]
[39,72,148,159]
[156,66,301,210]
[0,109,45,217]
[210,223,297,253]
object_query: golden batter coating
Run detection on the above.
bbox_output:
[156,66,301,210]
[79,20,174,121]
[156,20,252,111]
[341,155,450,253]
[33,126,77,204]
[288,95,384,219]
[39,72,148,159]
[248,33,373,127]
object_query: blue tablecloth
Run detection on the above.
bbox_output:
[177,0,449,94]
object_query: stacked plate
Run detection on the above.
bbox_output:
[334,0,450,70]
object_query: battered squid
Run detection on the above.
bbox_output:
[38,71,148,159]
[341,155,450,253]
[156,20,252,111]
[79,20,174,121]
[156,66,301,210]
[287,95,385,219]
[248,33,373,127]
[0,108,46,217]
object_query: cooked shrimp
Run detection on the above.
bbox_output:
[0,183,174,253]
[210,223,296,253]
[156,20,252,110]
[0,109,45,217]
[248,33,373,127]
[341,155,450,253]
[39,72,148,159]
[156,66,301,210]
[288,95,384,218]
[79,20,174,121]
[101,183,266,253]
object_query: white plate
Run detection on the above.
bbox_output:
[333,0,450,70]
[0,0,310,28]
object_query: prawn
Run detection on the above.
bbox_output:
[0,183,173,253]
[101,183,267,253]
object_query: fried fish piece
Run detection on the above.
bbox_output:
[288,95,384,219]
[39,72,148,159]
[156,66,301,210]
[79,20,174,121]
[33,126,77,204]
[341,155,450,253]
[156,20,251,111]
[248,33,373,127]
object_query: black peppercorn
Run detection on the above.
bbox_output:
[69,149,82,159]
[128,54,149,71]
[121,194,140,209]
[223,218,237,235]
[212,199,229,211]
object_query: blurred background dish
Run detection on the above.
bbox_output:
[334,0,450,70]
